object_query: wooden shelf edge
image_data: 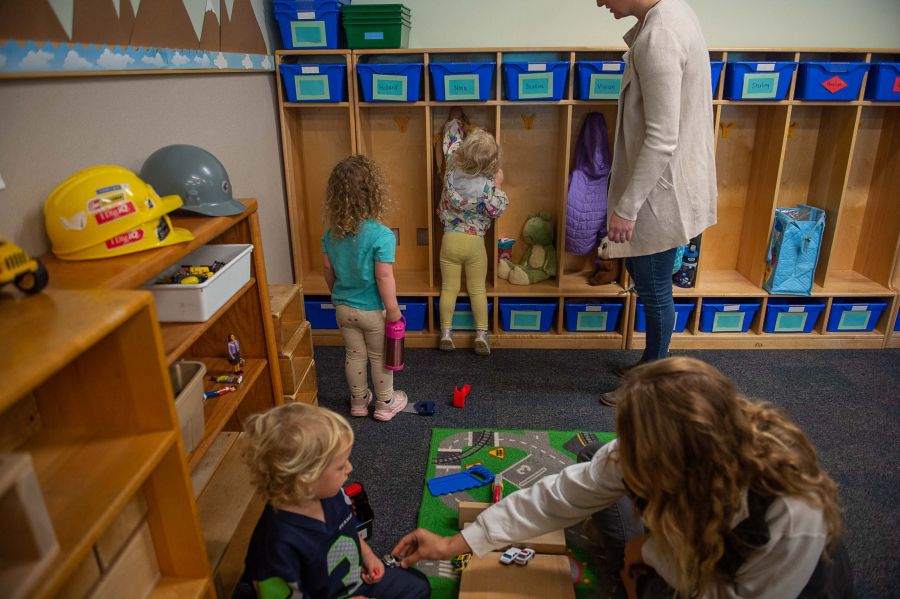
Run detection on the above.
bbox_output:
[161,278,257,364]
[283,101,351,108]
[147,577,211,599]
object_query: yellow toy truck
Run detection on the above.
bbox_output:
[0,234,49,295]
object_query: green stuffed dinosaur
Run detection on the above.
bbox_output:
[498,211,558,285]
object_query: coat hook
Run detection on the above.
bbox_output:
[788,122,800,138]
[720,122,736,138]
[521,113,536,130]
[394,116,409,133]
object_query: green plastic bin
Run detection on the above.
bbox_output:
[344,20,410,49]
[342,3,410,16]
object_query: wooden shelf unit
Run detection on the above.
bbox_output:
[0,291,213,599]
[37,199,283,597]
[277,47,900,350]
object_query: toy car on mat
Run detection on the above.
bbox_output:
[499,547,521,565]
[514,548,535,565]
[452,553,471,571]
[0,234,49,295]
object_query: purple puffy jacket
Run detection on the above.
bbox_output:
[565,113,611,255]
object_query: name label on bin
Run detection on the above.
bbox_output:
[756,63,776,72]
[296,11,315,19]
[589,74,622,99]
[372,75,407,100]
[821,76,848,94]
[894,77,900,93]
[295,75,330,100]
[851,305,867,311]
[518,72,554,99]
[301,66,319,74]
[527,63,547,72]
[788,306,805,313]
[602,63,621,72]
[365,31,384,40]
[444,75,480,100]
[586,306,604,312]
[321,303,335,310]
[741,73,780,99]
[291,21,326,46]
[723,305,740,311]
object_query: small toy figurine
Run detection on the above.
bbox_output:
[227,334,243,374]
[204,386,236,400]
[211,375,242,384]
[453,384,471,408]
[499,547,521,565]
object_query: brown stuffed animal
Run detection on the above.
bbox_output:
[588,258,621,286]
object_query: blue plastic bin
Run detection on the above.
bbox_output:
[276,8,341,50]
[499,298,558,332]
[827,299,888,332]
[306,295,339,329]
[397,297,427,331]
[430,62,495,102]
[503,62,570,101]
[762,298,826,334]
[710,61,724,96]
[864,63,900,102]
[635,300,694,333]
[894,308,900,332]
[274,0,348,11]
[575,61,625,100]
[432,298,493,331]
[563,300,623,332]
[795,62,870,101]
[357,63,422,102]
[723,62,797,101]
[279,64,346,102]
[699,300,761,333]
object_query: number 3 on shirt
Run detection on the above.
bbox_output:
[328,536,363,598]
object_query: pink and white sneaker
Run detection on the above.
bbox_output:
[350,389,373,417]
[373,391,408,422]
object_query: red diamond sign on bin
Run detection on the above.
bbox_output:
[821,76,849,94]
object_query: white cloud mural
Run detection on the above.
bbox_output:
[171,51,190,67]
[63,49,92,70]
[142,52,165,67]
[97,48,135,69]
[214,52,228,70]
[241,54,254,69]
[19,49,54,70]
[194,53,211,68]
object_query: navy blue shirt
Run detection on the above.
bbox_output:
[243,491,363,599]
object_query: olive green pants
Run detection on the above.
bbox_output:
[439,232,489,331]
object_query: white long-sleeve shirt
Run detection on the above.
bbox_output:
[460,441,828,599]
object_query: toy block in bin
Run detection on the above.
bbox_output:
[270,284,306,351]
[499,298,558,332]
[723,62,797,101]
[433,298,493,331]
[503,62,570,101]
[280,64,346,103]
[357,63,422,102]
[864,63,900,102]
[430,62,495,101]
[563,299,623,332]
[763,298,826,334]
[575,61,625,100]
[635,299,694,333]
[795,63,870,101]
[0,453,59,599]
[168,361,206,455]
[275,7,341,49]
[280,324,315,394]
[699,300,761,333]
[827,299,888,333]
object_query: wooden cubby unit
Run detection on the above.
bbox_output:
[277,46,900,350]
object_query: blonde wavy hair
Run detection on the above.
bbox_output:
[324,155,391,238]
[614,357,841,598]
[244,403,354,508]
[449,128,501,177]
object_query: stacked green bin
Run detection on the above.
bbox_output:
[342,4,411,49]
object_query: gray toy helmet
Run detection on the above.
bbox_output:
[140,145,246,217]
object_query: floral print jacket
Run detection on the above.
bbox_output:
[439,119,508,237]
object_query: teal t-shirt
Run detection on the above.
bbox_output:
[322,220,396,311]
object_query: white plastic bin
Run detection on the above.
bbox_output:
[142,244,253,322]
[168,361,206,455]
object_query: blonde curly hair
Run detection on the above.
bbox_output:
[324,155,391,238]
[450,128,501,177]
[244,403,354,508]
[615,357,841,598]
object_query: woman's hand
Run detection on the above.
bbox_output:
[449,106,464,121]
[360,551,384,585]
[493,169,504,188]
[391,529,471,568]
[608,212,635,243]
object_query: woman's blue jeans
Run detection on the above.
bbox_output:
[625,248,678,362]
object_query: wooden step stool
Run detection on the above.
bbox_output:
[270,285,317,405]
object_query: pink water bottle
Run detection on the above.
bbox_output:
[384,316,406,371]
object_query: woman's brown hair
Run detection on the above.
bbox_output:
[615,357,841,598]
[324,155,391,238]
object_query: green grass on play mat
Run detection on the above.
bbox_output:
[417,429,616,599]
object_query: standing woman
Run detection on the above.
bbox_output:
[391,358,853,599]
[597,0,718,406]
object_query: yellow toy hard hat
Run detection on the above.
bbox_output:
[45,166,194,261]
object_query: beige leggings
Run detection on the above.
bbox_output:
[336,304,394,402]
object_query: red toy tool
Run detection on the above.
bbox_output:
[453,384,471,408]
[493,473,504,503]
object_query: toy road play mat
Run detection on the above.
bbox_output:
[417,429,619,599]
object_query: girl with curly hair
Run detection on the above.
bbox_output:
[321,155,409,421]
[392,357,852,599]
